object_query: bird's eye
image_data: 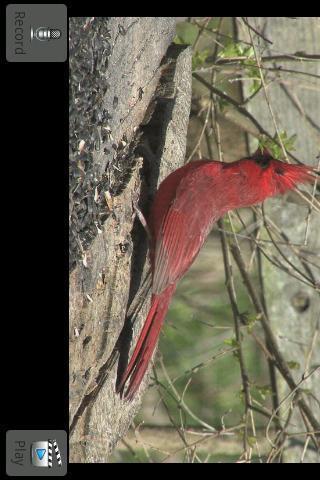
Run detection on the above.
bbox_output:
[254,156,271,169]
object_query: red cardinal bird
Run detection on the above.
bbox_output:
[116,149,314,399]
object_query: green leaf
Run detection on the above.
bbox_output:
[247,436,256,447]
[254,384,272,401]
[218,42,243,59]
[242,312,261,333]
[243,46,254,58]
[206,18,220,30]
[174,35,184,45]
[288,360,300,370]
[223,337,240,348]
[218,42,254,60]
[192,49,210,71]
[258,130,297,160]
[244,59,261,94]
[300,388,312,395]
[175,22,199,46]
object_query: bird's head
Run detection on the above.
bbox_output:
[229,148,316,206]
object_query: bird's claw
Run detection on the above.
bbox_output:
[132,198,151,242]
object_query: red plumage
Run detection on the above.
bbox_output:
[116,150,314,399]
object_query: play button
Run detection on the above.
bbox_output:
[35,448,46,461]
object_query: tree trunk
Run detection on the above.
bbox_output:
[69,17,192,462]
[239,17,320,462]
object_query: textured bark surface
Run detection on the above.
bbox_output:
[69,17,192,462]
[239,17,320,462]
[69,17,177,269]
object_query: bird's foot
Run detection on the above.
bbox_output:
[132,197,151,242]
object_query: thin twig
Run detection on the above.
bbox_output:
[193,72,303,165]
[230,243,320,438]
[240,17,273,45]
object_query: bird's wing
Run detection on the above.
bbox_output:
[153,169,217,295]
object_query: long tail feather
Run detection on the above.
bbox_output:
[117,285,175,399]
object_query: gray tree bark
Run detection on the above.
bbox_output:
[239,17,320,462]
[69,17,192,462]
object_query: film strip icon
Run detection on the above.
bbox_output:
[48,439,62,468]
